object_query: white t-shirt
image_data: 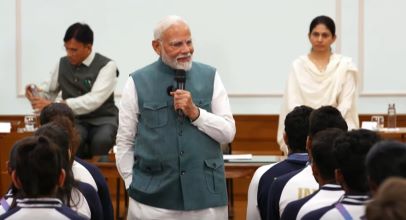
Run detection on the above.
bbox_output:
[278,166,319,216]
[302,194,370,220]
[296,184,344,219]
[71,160,98,192]
[246,164,276,220]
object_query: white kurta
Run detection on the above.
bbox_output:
[277,54,361,155]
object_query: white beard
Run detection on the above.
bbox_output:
[161,52,193,71]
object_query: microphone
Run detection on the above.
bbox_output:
[175,69,186,90]
[174,69,186,117]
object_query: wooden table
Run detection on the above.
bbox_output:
[223,155,282,217]
[224,155,282,179]
[377,127,406,142]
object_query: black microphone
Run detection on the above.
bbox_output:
[175,69,186,90]
[174,69,186,117]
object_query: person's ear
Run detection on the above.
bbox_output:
[332,35,337,43]
[306,136,312,153]
[58,169,66,187]
[283,132,288,146]
[311,162,320,184]
[152,40,162,56]
[68,149,72,160]
[11,171,22,189]
[85,43,92,51]
[335,169,344,186]
[306,136,313,161]
[367,176,379,196]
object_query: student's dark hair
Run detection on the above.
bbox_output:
[8,143,19,172]
[308,106,347,138]
[309,15,336,36]
[39,103,80,156]
[365,140,406,187]
[333,129,380,193]
[40,103,75,125]
[311,128,345,181]
[13,136,63,197]
[64,22,93,45]
[284,105,313,153]
[34,122,78,207]
[35,122,70,159]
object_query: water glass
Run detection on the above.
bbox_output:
[24,115,36,132]
[371,115,384,129]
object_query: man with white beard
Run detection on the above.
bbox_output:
[115,15,236,220]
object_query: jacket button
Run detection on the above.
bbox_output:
[180,171,185,175]
[180,151,184,155]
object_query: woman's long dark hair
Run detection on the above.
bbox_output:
[34,121,80,208]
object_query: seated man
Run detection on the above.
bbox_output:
[281,128,345,220]
[249,105,312,220]
[365,141,406,220]
[0,136,85,219]
[265,106,348,220]
[302,129,380,220]
[365,140,406,195]
[25,22,119,159]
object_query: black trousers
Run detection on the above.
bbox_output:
[75,121,117,158]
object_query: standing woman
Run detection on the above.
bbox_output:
[277,15,360,155]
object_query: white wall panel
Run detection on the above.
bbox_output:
[1,0,405,114]
[364,0,406,93]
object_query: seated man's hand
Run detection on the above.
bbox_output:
[30,97,52,114]
[25,84,35,101]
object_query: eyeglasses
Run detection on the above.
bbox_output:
[159,39,193,49]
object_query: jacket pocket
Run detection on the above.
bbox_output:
[204,158,224,193]
[142,102,168,128]
[132,159,163,192]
